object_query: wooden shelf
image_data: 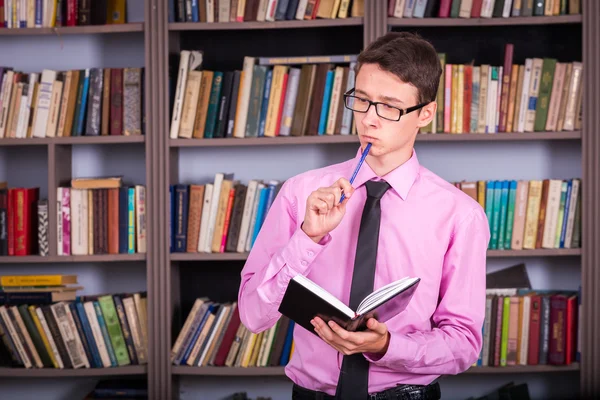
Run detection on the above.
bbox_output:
[171,252,248,261]
[172,366,287,376]
[0,254,146,263]
[0,23,144,36]
[170,131,580,147]
[487,248,581,257]
[171,249,580,262]
[0,365,147,377]
[171,364,579,376]
[53,135,145,145]
[0,136,145,146]
[465,363,580,374]
[388,15,582,28]
[169,18,363,31]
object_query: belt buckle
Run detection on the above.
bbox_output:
[368,393,379,400]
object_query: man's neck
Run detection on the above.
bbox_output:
[366,147,413,177]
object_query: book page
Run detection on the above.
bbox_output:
[293,275,354,318]
[356,277,419,315]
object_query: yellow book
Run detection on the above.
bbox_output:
[28,306,59,368]
[108,0,126,24]
[522,180,543,249]
[0,275,77,286]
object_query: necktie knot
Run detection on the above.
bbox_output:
[365,180,391,200]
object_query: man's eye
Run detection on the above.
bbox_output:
[356,98,369,104]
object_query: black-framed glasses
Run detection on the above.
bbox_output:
[343,88,430,121]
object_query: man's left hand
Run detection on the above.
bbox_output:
[311,317,390,356]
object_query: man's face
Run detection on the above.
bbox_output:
[352,63,435,160]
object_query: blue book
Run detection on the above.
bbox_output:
[251,188,269,247]
[318,70,334,135]
[258,69,273,137]
[76,69,91,136]
[279,321,295,365]
[128,187,136,253]
[191,0,199,21]
[497,180,509,250]
[559,179,573,248]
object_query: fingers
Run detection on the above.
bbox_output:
[333,177,355,201]
[367,318,388,335]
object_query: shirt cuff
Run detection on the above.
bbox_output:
[363,332,418,368]
[280,226,331,277]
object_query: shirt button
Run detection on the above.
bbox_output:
[307,250,314,257]
[301,260,308,267]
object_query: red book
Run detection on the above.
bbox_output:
[471,0,484,17]
[274,71,289,136]
[7,188,13,256]
[527,295,541,365]
[110,68,124,135]
[13,188,39,256]
[463,65,473,133]
[499,44,514,132]
[565,294,578,365]
[548,294,568,365]
[212,306,241,366]
[438,0,452,17]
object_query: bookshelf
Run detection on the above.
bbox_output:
[0,1,149,399]
[0,0,598,399]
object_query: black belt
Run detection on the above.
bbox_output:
[292,381,441,400]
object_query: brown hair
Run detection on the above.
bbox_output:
[356,31,442,105]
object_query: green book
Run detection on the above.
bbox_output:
[504,180,518,248]
[98,295,131,366]
[534,58,557,131]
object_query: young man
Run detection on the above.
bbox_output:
[237,32,490,400]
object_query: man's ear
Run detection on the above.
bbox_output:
[416,102,437,128]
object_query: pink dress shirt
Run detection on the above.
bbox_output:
[237,147,490,395]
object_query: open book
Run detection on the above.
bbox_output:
[278,275,420,334]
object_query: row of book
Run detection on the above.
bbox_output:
[1,0,128,29]
[456,178,581,250]
[423,46,582,135]
[389,0,581,19]
[0,273,148,369]
[170,174,281,254]
[171,298,295,368]
[477,287,580,367]
[169,0,364,23]
[56,177,146,256]
[0,177,147,257]
[0,66,145,140]
[169,52,358,140]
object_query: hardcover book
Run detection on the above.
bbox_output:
[279,275,420,334]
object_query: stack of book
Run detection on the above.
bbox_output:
[455,178,581,250]
[57,176,147,256]
[172,299,295,368]
[169,52,357,140]
[0,273,148,370]
[169,0,365,23]
[170,173,281,254]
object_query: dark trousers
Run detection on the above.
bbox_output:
[291,381,441,400]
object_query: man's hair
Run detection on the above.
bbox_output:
[356,31,442,105]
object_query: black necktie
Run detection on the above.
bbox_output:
[335,180,391,399]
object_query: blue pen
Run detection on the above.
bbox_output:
[339,142,371,203]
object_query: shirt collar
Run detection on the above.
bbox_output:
[349,146,420,201]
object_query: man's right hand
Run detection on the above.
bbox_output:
[301,178,355,243]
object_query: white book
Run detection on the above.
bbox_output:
[236,179,258,253]
[233,57,256,138]
[170,51,191,139]
[197,183,213,252]
[32,69,57,138]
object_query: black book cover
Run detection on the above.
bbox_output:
[278,276,420,335]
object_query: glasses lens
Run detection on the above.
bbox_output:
[346,96,369,112]
[376,104,401,120]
